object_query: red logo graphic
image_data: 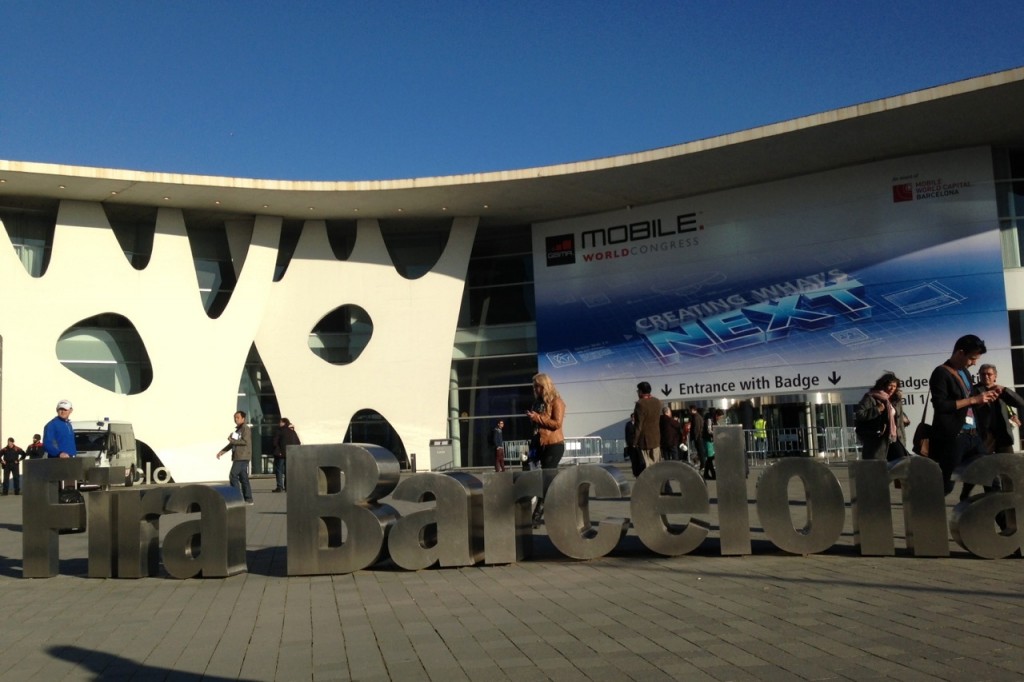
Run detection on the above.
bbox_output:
[892,183,913,202]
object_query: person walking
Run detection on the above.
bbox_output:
[527,373,566,526]
[855,373,903,461]
[633,381,662,472]
[216,411,254,505]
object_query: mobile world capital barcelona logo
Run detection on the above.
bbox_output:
[546,234,576,266]
[892,177,972,203]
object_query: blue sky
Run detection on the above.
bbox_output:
[4,1,1024,181]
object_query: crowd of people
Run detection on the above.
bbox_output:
[618,334,1023,509]
[622,389,726,480]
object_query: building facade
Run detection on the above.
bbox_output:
[3,68,1024,480]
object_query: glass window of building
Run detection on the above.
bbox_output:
[0,196,58,277]
[183,211,248,318]
[379,219,451,279]
[104,204,156,269]
[450,224,537,466]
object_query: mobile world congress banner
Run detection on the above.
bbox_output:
[532,147,1010,437]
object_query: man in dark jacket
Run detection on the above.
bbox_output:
[624,414,642,476]
[929,335,1000,495]
[491,420,506,472]
[688,405,707,469]
[974,364,1024,453]
[1,438,25,495]
[959,363,1024,504]
[271,417,300,492]
[659,407,683,461]
[25,434,46,460]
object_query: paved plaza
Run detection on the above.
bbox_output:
[0,462,1021,681]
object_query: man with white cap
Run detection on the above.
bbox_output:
[43,399,77,458]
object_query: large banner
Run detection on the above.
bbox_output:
[532,147,1010,437]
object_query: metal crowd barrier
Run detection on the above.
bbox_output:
[505,436,608,467]
[742,426,862,467]
[478,428,863,471]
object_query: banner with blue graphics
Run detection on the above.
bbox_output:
[532,147,1010,437]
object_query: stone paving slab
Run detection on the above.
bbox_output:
[0,464,1021,681]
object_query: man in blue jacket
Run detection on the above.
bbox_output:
[43,399,77,458]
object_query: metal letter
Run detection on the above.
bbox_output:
[890,455,949,557]
[115,487,177,578]
[84,466,126,490]
[87,490,116,578]
[848,459,894,556]
[88,484,174,578]
[22,459,88,578]
[389,472,483,570]
[631,461,709,556]
[545,465,629,560]
[950,453,1023,559]
[756,458,845,555]
[162,484,247,578]
[286,443,401,575]
[483,470,545,564]
[714,425,751,555]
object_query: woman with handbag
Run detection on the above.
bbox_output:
[855,373,904,460]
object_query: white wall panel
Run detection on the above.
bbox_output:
[1,204,476,480]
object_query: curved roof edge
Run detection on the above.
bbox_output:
[3,66,1024,225]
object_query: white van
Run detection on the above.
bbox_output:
[73,419,138,484]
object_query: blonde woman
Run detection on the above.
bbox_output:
[526,373,566,526]
[527,373,566,469]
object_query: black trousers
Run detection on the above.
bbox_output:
[932,430,987,495]
[538,443,565,470]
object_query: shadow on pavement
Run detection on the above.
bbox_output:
[48,645,261,681]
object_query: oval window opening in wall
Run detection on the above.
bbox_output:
[56,313,153,394]
[309,305,373,365]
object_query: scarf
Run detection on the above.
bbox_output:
[869,390,897,442]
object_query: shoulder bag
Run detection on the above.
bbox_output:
[911,391,931,456]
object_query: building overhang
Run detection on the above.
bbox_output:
[3,67,1024,226]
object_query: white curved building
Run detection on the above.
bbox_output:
[3,67,1024,479]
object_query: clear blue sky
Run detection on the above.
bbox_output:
[4,1,1024,181]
